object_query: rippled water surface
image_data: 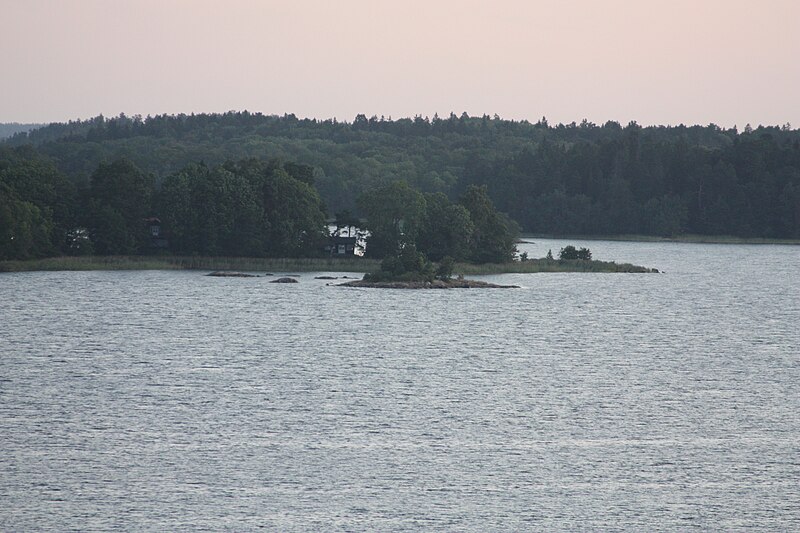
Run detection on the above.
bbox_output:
[1,239,799,531]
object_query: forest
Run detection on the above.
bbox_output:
[0,144,516,263]
[2,112,800,261]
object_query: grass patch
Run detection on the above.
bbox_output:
[1,255,655,275]
[453,258,657,275]
[0,255,380,273]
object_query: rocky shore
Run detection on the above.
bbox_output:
[338,279,519,289]
[207,271,258,277]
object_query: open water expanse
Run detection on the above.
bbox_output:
[1,238,799,531]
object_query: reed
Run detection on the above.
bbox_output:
[1,255,655,274]
[0,255,380,273]
[454,259,656,275]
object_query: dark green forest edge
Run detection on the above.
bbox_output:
[2,112,798,271]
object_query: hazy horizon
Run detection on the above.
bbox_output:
[3,112,794,131]
[3,0,799,128]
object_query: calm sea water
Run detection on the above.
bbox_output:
[1,239,799,531]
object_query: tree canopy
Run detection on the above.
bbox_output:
[156,158,328,257]
[2,112,800,263]
[0,150,329,260]
[359,181,518,263]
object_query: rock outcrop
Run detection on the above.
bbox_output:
[207,271,257,277]
[338,279,518,289]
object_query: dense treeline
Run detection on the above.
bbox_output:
[462,125,800,237]
[3,112,800,244]
[157,159,327,257]
[1,143,517,263]
[0,123,42,140]
[0,146,329,260]
[1,140,518,263]
[0,146,77,259]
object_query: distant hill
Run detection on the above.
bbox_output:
[0,123,44,140]
[3,112,800,238]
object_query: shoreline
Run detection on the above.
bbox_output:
[522,233,800,245]
[0,255,380,274]
[0,255,657,274]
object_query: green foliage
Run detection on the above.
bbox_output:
[0,149,330,260]
[88,202,135,255]
[283,161,316,185]
[4,112,800,263]
[262,168,328,256]
[642,195,688,236]
[0,146,76,256]
[559,245,592,260]
[416,192,474,261]
[435,256,455,280]
[166,161,255,256]
[357,182,522,279]
[460,185,519,263]
[358,181,519,270]
[559,245,577,260]
[0,183,54,260]
[364,244,434,282]
[87,158,153,254]
[12,112,800,241]
[158,159,327,257]
[358,180,426,258]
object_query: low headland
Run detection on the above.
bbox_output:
[525,233,800,245]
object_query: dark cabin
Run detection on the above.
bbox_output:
[144,217,169,249]
[324,235,357,256]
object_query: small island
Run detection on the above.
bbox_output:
[331,184,656,288]
[335,243,654,289]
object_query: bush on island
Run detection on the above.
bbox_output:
[559,245,592,260]
[363,244,435,283]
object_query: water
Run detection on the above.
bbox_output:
[1,239,799,531]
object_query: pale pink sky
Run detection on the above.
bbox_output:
[2,0,798,127]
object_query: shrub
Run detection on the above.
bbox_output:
[364,244,434,282]
[559,245,592,260]
[436,256,455,280]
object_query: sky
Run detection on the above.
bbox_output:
[2,0,799,127]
